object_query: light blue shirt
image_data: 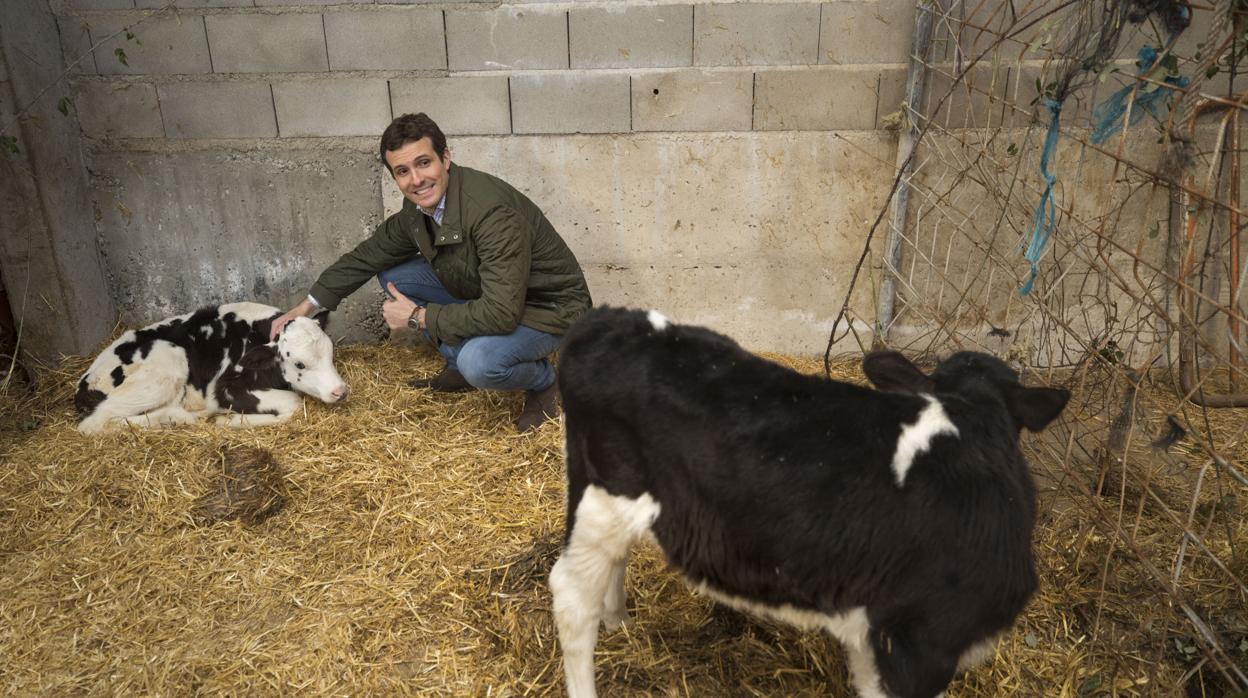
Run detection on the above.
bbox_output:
[420,193,447,226]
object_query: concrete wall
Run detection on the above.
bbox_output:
[0,1,115,361]
[23,0,916,358]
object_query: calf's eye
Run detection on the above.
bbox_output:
[295,362,306,370]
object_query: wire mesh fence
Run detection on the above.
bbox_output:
[831,0,1247,693]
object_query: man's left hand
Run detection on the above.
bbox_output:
[383,282,422,330]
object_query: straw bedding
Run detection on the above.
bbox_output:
[0,341,1243,696]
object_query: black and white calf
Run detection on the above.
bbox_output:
[549,307,1069,698]
[76,303,348,434]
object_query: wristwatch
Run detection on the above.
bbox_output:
[407,307,423,330]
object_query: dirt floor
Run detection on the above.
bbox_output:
[1,341,1242,696]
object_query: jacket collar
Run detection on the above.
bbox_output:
[431,162,464,247]
[400,162,465,253]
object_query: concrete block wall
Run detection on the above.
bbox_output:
[64,1,916,140]
[44,0,925,355]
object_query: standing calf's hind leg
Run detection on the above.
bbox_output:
[550,542,621,698]
[601,560,628,631]
[550,486,659,698]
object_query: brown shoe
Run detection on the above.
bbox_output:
[409,365,476,393]
[516,382,559,433]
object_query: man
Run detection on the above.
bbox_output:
[272,113,592,432]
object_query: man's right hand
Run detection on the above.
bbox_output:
[271,298,318,341]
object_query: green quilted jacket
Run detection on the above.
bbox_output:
[309,163,592,345]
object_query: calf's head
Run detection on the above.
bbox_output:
[863,350,1069,433]
[275,314,349,403]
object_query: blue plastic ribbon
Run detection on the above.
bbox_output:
[1021,98,1062,295]
[1090,46,1190,145]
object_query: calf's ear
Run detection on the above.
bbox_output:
[239,345,280,371]
[862,351,934,393]
[312,310,330,330]
[1009,386,1070,432]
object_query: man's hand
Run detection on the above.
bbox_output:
[270,298,318,341]
[383,282,422,330]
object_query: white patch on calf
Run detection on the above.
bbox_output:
[550,486,660,698]
[277,317,347,403]
[214,389,302,427]
[646,310,669,331]
[219,302,281,324]
[78,341,190,434]
[891,395,959,486]
[690,585,887,696]
[956,633,1001,672]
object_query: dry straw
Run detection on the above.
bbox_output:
[0,342,1243,695]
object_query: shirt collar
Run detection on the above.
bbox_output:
[419,193,446,226]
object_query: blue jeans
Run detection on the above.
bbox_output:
[377,258,560,392]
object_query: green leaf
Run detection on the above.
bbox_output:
[1148,221,1160,239]
[0,135,18,156]
[57,96,70,116]
[125,29,141,45]
[1024,631,1039,648]
[114,47,128,66]
[1007,143,1019,156]
[1078,673,1102,695]
[1206,64,1219,80]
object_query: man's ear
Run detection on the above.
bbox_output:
[862,351,935,393]
[239,345,280,371]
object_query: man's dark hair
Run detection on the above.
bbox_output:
[379,113,447,172]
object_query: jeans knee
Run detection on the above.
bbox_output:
[376,267,398,290]
[456,345,509,389]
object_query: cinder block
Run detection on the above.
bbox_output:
[256,0,351,5]
[877,66,907,128]
[390,77,510,135]
[570,5,693,69]
[755,68,884,130]
[64,0,134,9]
[511,73,629,134]
[694,3,820,66]
[90,16,211,75]
[75,80,163,138]
[820,0,915,65]
[632,70,751,131]
[1007,62,1101,129]
[206,14,328,74]
[923,62,1013,129]
[325,9,446,71]
[944,0,1063,62]
[446,7,567,71]
[135,0,251,7]
[273,79,391,137]
[57,15,97,75]
[158,81,276,138]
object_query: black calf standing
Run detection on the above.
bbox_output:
[549,307,1069,698]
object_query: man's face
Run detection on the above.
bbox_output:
[385,137,450,210]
